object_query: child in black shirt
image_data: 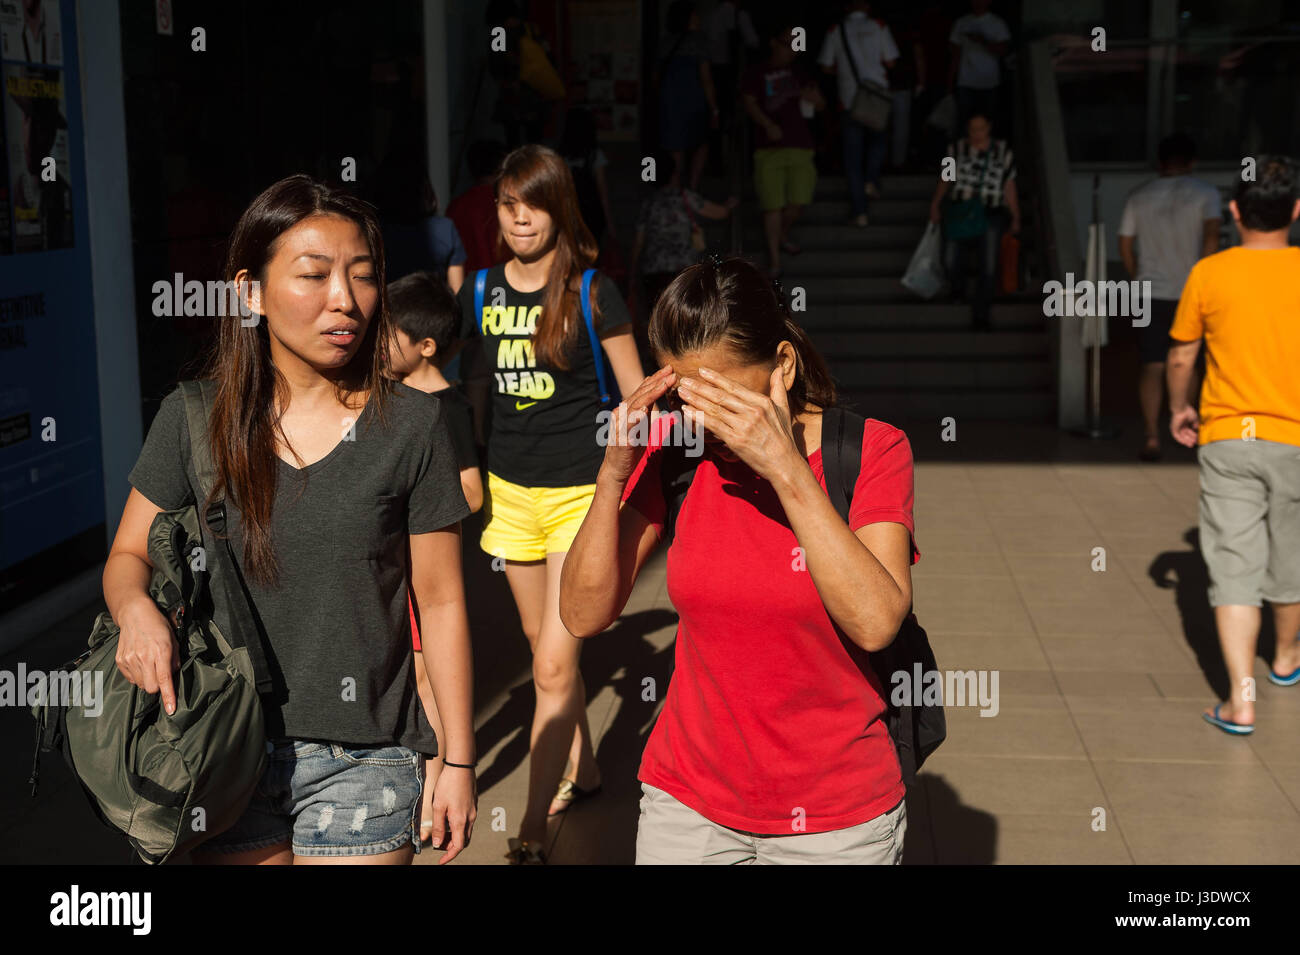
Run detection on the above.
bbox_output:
[386,269,483,845]
[387,271,483,511]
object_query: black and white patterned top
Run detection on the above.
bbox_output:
[946,138,1016,207]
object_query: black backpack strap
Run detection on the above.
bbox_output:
[177,380,273,695]
[821,405,867,523]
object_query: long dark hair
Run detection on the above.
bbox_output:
[203,174,392,586]
[649,257,837,415]
[494,143,604,370]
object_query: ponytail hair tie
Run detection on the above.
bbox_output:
[707,252,724,270]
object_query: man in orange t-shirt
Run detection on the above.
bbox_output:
[1167,156,1300,736]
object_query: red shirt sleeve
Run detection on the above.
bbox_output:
[848,421,919,563]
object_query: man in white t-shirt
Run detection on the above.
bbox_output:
[1119,132,1222,460]
[948,0,1010,134]
[818,0,899,226]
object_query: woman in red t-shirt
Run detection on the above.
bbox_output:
[560,256,918,863]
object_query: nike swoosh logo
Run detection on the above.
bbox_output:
[515,400,538,410]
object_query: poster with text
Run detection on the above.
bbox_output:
[4,62,72,252]
[0,0,63,66]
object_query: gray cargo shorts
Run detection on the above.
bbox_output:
[1198,438,1300,607]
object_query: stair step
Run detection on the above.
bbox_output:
[809,330,1048,358]
[828,359,1052,390]
[740,223,926,248]
[818,173,938,196]
[794,301,1046,329]
[765,198,932,225]
[835,389,1055,423]
[776,248,913,274]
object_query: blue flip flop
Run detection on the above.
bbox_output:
[1203,704,1254,736]
[1267,665,1300,687]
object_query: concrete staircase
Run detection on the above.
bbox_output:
[767,173,1054,423]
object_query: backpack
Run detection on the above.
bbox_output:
[473,267,621,407]
[29,380,272,863]
[657,405,946,788]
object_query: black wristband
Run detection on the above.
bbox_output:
[442,759,477,769]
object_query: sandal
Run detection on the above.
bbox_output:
[506,837,547,865]
[548,777,603,817]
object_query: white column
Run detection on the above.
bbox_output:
[78,0,141,545]
[424,0,451,208]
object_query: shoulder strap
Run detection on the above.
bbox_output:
[177,380,273,695]
[178,380,216,504]
[839,19,863,86]
[473,268,487,331]
[821,406,866,522]
[580,268,613,405]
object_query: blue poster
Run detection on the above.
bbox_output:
[0,0,102,600]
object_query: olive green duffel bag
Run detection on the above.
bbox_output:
[29,380,271,863]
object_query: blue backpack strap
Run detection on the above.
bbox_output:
[580,268,612,405]
[473,268,487,332]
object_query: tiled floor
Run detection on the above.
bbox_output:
[2,422,1296,864]
[439,442,1298,866]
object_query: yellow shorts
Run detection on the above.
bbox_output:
[480,471,597,562]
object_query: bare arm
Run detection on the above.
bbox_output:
[1118,234,1138,279]
[446,264,465,295]
[104,488,180,714]
[1167,338,1202,447]
[772,466,912,651]
[560,368,676,637]
[410,524,477,862]
[930,176,952,222]
[600,326,646,404]
[1201,218,1221,257]
[697,197,739,219]
[458,467,483,513]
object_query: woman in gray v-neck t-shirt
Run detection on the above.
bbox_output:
[103,175,477,864]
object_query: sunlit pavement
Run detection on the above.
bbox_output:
[4,420,1297,865]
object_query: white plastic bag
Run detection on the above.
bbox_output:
[901,222,946,300]
[927,93,955,132]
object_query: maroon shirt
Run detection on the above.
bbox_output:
[446,182,508,273]
[741,61,814,149]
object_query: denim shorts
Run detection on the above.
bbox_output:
[198,739,425,857]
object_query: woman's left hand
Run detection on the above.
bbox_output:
[676,366,804,485]
[429,764,477,864]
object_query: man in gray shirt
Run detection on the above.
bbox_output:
[1119,132,1221,461]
